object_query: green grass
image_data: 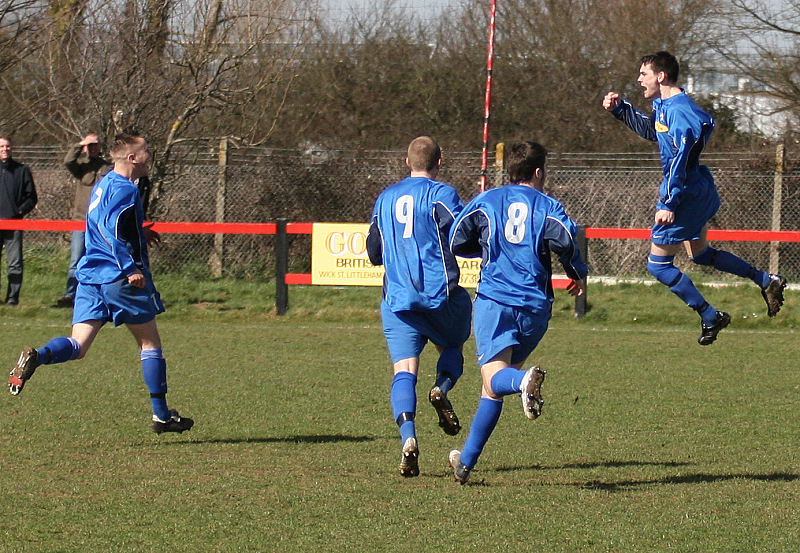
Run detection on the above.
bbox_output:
[2,254,799,552]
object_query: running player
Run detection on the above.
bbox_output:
[8,132,193,434]
[447,141,587,484]
[366,135,471,477]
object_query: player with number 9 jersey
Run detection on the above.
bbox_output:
[366,136,471,478]
[368,177,463,312]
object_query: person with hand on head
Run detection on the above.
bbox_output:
[58,133,112,308]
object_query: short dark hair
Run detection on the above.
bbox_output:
[641,51,679,83]
[507,141,547,183]
[110,132,144,159]
[407,136,441,172]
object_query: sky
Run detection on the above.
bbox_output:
[317,0,460,25]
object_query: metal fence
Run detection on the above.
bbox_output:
[14,143,799,280]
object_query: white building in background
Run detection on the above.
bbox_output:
[686,73,793,139]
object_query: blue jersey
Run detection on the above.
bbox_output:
[76,170,150,285]
[450,185,587,314]
[367,176,464,312]
[612,91,719,215]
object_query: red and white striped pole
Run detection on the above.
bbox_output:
[479,0,498,193]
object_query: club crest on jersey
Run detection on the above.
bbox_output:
[655,121,669,133]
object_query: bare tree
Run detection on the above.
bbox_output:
[0,1,44,73]
[0,1,48,132]
[278,0,722,152]
[707,0,800,139]
[3,0,315,192]
[278,2,485,150]
[479,0,723,150]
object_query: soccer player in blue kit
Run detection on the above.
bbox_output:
[8,132,193,434]
[603,51,786,345]
[367,136,472,477]
[447,141,587,484]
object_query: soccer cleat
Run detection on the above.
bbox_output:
[9,346,39,396]
[698,311,731,346]
[761,274,787,317]
[151,409,194,434]
[520,366,546,420]
[429,386,461,436]
[399,437,420,477]
[449,449,471,485]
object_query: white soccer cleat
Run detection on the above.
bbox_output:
[399,437,419,477]
[520,366,546,420]
[449,449,470,484]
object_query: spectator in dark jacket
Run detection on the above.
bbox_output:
[0,135,37,305]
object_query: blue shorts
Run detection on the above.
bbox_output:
[473,295,549,366]
[381,286,472,363]
[652,170,720,245]
[73,278,165,326]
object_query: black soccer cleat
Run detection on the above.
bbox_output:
[520,366,546,420]
[448,449,471,485]
[151,409,194,434]
[698,311,731,346]
[9,346,39,396]
[761,274,787,317]
[399,437,420,477]
[429,386,461,436]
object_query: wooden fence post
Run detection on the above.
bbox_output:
[769,142,785,274]
[209,137,228,277]
[494,142,504,189]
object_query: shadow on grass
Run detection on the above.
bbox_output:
[156,434,377,446]
[576,471,800,492]
[495,459,695,472]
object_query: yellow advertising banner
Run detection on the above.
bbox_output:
[310,223,481,287]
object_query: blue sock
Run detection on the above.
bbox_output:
[461,397,503,468]
[37,337,80,365]
[391,372,417,444]
[648,254,715,323]
[692,247,770,288]
[141,349,169,421]
[490,367,527,396]
[435,348,463,395]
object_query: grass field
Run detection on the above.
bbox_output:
[2,255,799,552]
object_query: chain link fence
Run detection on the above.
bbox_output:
[14,143,800,281]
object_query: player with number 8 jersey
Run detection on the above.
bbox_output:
[451,173,586,313]
[445,141,587,484]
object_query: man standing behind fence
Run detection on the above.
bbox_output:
[603,51,786,345]
[58,133,111,308]
[8,132,193,435]
[366,135,472,478]
[0,135,37,306]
